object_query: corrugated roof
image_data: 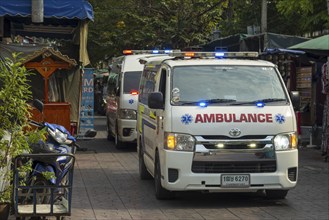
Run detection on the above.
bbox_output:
[0,0,94,21]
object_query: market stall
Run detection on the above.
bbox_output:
[22,47,77,131]
[289,35,329,153]
[0,0,94,134]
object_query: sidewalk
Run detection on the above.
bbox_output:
[298,146,328,171]
[8,121,328,220]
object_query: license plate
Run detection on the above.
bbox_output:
[221,174,250,188]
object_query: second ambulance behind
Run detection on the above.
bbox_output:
[106,50,172,148]
[137,52,300,199]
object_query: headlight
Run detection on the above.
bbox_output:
[165,132,195,151]
[273,132,298,151]
[48,128,68,144]
[119,109,137,120]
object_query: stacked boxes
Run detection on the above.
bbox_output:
[296,67,313,126]
[296,67,312,107]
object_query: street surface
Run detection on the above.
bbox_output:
[10,116,329,220]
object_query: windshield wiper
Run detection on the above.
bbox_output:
[257,98,287,103]
[231,98,287,106]
[180,99,236,105]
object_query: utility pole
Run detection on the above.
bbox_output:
[261,0,268,51]
[32,0,44,23]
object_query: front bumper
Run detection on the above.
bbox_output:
[160,149,298,192]
[117,119,137,143]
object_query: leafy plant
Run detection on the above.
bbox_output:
[0,53,43,203]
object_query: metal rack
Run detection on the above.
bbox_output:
[13,153,75,220]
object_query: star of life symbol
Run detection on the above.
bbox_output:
[181,114,193,125]
[129,99,134,104]
[275,114,285,124]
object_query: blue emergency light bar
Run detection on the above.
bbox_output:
[169,51,259,59]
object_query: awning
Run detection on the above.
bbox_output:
[0,0,94,20]
[288,34,329,56]
[0,0,94,40]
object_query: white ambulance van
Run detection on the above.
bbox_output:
[106,50,174,148]
[137,51,301,199]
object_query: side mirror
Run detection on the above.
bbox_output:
[148,92,164,109]
[290,91,300,111]
[33,99,44,113]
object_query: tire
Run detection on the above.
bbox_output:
[154,152,174,200]
[265,189,288,199]
[23,176,51,205]
[139,140,152,180]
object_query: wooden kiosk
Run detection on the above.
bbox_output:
[23,47,77,131]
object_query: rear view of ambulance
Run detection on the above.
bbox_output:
[137,52,301,199]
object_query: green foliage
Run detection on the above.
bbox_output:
[87,0,329,65]
[276,0,329,35]
[88,0,230,65]
[0,54,42,203]
[41,171,56,181]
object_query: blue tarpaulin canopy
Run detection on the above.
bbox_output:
[0,0,93,39]
[0,0,93,20]
[261,48,306,55]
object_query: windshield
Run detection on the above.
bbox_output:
[171,65,287,105]
[123,71,142,94]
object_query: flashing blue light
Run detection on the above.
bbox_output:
[215,52,225,58]
[199,102,207,107]
[152,50,159,54]
[164,50,173,54]
[256,102,265,108]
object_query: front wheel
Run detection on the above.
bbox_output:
[265,189,289,199]
[23,175,52,205]
[154,152,174,200]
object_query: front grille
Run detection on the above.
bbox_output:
[192,161,277,173]
[194,135,276,173]
[204,144,266,150]
[201,135,269,140]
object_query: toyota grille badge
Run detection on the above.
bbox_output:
[229,128,241,137]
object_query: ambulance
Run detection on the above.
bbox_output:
[137,51,301,199]
[106,50,174,148]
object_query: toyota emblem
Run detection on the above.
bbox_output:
[229,128,241,137]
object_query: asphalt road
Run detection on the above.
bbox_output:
[10,116,329,220]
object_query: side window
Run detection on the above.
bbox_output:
[139,68,156,105]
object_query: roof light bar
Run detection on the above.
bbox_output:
[123,50,133,55]
[170,51,259,58]
[123,49,180,55]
